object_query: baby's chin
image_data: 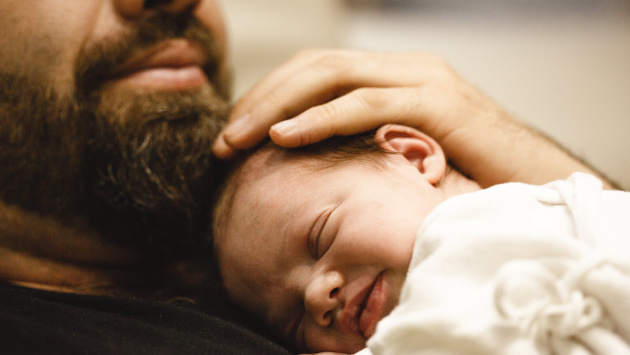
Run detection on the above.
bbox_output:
[308,338,367,355]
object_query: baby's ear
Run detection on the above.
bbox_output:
[375,124,446,185]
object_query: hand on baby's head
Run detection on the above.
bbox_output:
[213,125,454,354]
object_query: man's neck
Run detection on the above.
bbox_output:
[0,200,146,295]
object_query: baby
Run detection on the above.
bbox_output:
[212,124,630,355]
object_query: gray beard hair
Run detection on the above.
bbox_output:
[0,73,230,256]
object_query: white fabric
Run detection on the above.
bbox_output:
[363,173,630,355]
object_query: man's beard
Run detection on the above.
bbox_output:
[0,12,230,256]
[86,85,229,255]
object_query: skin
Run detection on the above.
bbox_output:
[1,2,614,291]
[0,1,617,352]
[0,0,228,96]
[215,125,482,353]
[0,0,229,294]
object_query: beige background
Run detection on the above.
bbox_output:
[220,0,630,189]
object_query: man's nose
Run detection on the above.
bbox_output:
[304,271,344,328]
[113,0,202,18]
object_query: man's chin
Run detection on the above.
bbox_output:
[84,82,229,253]
[92,79,227,124]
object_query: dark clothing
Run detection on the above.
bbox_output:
[0,283,291,355]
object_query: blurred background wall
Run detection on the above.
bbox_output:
[220,0,630,189]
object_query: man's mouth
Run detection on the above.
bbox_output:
[340,272,387,339]
[108,39,209,90]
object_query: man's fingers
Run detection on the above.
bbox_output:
[229,49,383,122]
[224,54,439,150]
[212,112,271,159]
[217,50,461,157]
[212,132,237,159]
[229,49,325,121]
[221,51,363,153]
[269,87,424,147]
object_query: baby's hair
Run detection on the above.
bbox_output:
[281,129,389,168]
[210,129,391,262]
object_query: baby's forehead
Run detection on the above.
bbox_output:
[214,148,306,237]
[239,147,290,178]
[215,142,386,244]
[233,147,317,190]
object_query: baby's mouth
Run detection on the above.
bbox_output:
[358,272,385,339]
[340,271,386,339]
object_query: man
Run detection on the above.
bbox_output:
[1,0,229,294]
[1,0,291,353]
[0,0,616,354]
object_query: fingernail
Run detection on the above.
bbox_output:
[271,119,298,136]
[223,113,250,138]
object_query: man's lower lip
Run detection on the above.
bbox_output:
[359,272,386,339]
[113,66,208,90]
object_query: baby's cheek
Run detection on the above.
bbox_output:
[304,325,366,354]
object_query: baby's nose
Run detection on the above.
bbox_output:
[304,272,343,327]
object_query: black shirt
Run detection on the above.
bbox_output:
[0,283,292,355]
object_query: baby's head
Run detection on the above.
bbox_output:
[212,124,451,353]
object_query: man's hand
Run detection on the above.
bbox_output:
[213,49,615,188]
[214,49,467,156]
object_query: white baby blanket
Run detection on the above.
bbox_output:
[362,173,630,355]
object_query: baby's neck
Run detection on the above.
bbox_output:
[439,167,483,200]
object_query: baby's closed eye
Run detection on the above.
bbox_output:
[309,207,336,259]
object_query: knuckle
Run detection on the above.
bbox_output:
[353,87,388,112]
[315,102,342,122]
[301,106,339,143]
[312,50,351,75]
[407,52,455,80]
[259,88,291,120]
[412,51,449,67]
[294,48,339,64]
